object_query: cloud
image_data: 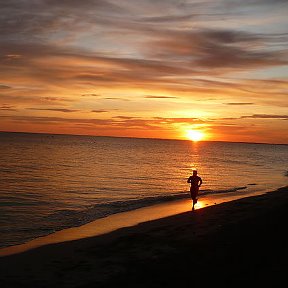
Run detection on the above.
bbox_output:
[213,114,288,121]
[91,110,108,113]
[113,116,140,120]
[104,98,130,101]
[27,108,79,113]
[153,117,206,125]
[144,95,178,99]
[0,94,72,105]
[0,104,17,111]
[0,115,112,125]
[230,0,288,6]
[44,97,68,102]
[241,114,288,119]
[0,42,194,91]
[140,14,198,23]
[81,94,101,97]
[0,114,205,130]
[0,0,126,39]
[0,33,286,98]
[1,0,286,92]
[0,84,11,89]
[225,103,254,105]
[147,29,288,70]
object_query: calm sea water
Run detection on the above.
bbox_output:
[0,132,287,248]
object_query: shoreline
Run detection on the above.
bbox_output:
[0,186,274,257]
[1,185,288,287]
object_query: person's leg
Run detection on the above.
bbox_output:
[192,194,197,210]
[194,188,199,206]
[190,191,194,210]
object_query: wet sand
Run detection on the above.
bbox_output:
[1,186,288,287]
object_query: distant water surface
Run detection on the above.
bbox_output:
[0,132,287,247]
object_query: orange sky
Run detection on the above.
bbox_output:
[0,0,287,144]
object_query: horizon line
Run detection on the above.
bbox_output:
[1,130,287,146]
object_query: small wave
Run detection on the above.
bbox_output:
[200,186,247,195]
[44,193,189,224]
[44,186,248,229]
[1,185,251,248]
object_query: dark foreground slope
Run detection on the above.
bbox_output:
[1,186,288,288]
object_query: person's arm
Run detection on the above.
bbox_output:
[187,176,191,183]
[198,177,202,187]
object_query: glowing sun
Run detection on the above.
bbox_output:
[186,130,204,141]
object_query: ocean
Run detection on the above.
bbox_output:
[0,132,287,248]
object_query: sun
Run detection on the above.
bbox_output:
[186,130,204,141]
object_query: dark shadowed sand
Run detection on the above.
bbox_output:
[1,186,288,287]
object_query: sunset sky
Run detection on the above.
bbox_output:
[0,0,287,143]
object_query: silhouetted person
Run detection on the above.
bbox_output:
[187,170,202,211]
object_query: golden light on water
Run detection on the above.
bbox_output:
[186,130,204,142]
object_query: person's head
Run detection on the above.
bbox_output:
[193,170,197,176]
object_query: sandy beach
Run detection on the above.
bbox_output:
[1,186,288,287]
